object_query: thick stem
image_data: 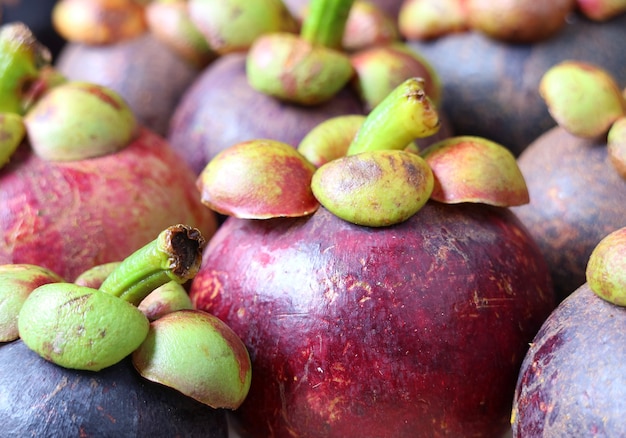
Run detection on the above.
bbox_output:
[346,77,441,156]
[300,0,355,49]
[0,23,52,114]
[99,225,206,306]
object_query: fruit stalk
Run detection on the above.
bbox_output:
[300,0,355,49]
[99,224,206,306]
[347,77,440,155]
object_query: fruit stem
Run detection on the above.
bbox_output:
[300,0,355,49]
[0,23,54,114]
[99,225,206,306]
[346,77,441,155]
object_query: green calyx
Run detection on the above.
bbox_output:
[17,224,206,371]
[0,22,52,115]
[246,0,355,105]
[311,77,440,227]
[132,310,252,409]
[539,60,626,138]
[24,81,138,161]
[587,227,626,307]
[18,283,151,371]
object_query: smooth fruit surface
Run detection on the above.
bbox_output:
[190,203,554,438]
[512,126,626,301]
[0,340,228,437]
[512,284,626,436]
[0,128,217,281]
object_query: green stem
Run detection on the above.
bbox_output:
[300,0,355,49]
[99,225,206,306]
[0,23,52,114]
[346,77,441,156]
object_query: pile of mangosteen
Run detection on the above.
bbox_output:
[2,0,626,437]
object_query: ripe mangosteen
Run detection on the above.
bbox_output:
[0,224,251,437]
[188,78,555,437]
[0,23,218,281]
[511,226,626,436]
[168,0,450,175]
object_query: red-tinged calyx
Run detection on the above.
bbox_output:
[24,81,138,161]
[420,136,530,207]
[145,0,217,68]
[197,139,319,219]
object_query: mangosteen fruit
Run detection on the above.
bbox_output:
[168,0,450,175]
[168,0,365,174]
[406,11,626,156]
[0,340,230,438]
[189,78,555,437]
[0,23,218,281]
[512,60,626,301]
[511,226,626,436]
[0,224,252,437]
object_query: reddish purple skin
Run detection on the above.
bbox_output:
[190,203,555,438]
[512,284,626,436]
[0,128,217,281]
[167,52,366,175]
